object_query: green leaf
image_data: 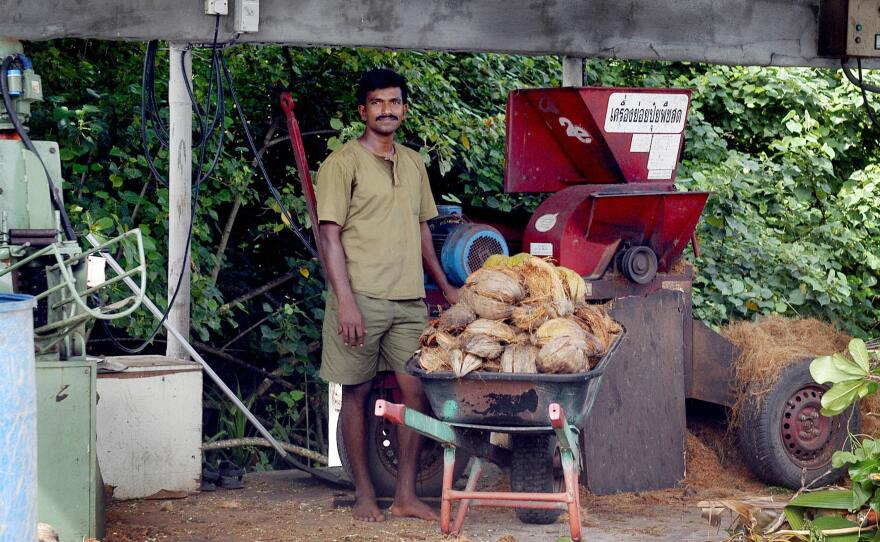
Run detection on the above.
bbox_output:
[849,338,871,374]
[832,450,860,469]
[788,488,858,510]
[94,216,114,231]
[329,118,344,130]
[783,506,806,530]
[820,380,864,416]
[852,481,872,509]
[810,515,859,542]
[811,353,868,384]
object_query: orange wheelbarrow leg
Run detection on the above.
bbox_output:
[451,457,484,535]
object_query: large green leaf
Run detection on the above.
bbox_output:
[811,353,869,385]
[849,338,872,374]
[810,515,859,542]
[788,489,859,510]
[821,380,868,416]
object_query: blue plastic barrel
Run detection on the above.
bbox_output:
[0,294,37,542]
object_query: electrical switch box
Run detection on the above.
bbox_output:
[819,0,880,58]
[204,0,228,15]
[233,0,259,33]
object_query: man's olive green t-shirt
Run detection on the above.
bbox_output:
[316,139,438,300]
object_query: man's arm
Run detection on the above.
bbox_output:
[320,222,365,347]
[420,222,461,304]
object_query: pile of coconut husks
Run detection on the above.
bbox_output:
[418,253,622,377]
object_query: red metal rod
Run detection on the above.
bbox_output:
[451,459,483,534]
[440,447,456,534]
[279,91,326,275]
[462,499,568,510]
[562,459,582,541]
[447,490,571,503]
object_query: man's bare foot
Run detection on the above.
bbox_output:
[352,496,385,522]
[389,497,438,521]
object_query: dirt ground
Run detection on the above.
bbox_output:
[104,415,778,542]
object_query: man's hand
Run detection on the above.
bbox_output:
[337,298,366,347]
[443,286,462,305]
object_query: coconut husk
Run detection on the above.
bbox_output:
[574,303,624,352]
[501,344,539,373]
[419,325,439,348]
[435,331,460,351]
[557,266,587,305]
[464,289,514,320]
[514,331,533,345]
[549,298,575,318]
[723,315,851,428]
[419,347,451,373]
[511,302,553,332]
[438,303,477,332]
[534,317,587,347]
[537,336,589,373]
[451,350,482,377]
[466,268,526,304]
[520,257,567,304]
[507,252,533,267]
[483,254,510,268]
[481,358,502,372]
[463,334,505,359]
[463,319,518,343]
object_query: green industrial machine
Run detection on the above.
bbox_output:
[0,38,146,542]
[0,38,146,361]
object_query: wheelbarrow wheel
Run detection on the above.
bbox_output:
[736,358,858,489]
[337,391,471,498]
[510,433,562,525]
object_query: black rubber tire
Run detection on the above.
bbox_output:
[510,433,562,525]
[736,358,859,489]
[336,391,470,498]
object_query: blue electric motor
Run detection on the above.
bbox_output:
[428,205,509,287]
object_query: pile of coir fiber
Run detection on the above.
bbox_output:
[418,254,622,377]
[721,315,865,427]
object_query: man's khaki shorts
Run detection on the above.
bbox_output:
[319,290,427,386]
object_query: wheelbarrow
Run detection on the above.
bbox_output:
[374,333,623,541]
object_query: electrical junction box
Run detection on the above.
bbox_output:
[204,0,228,16]
[234,0,259,33]
[819,0,880,57]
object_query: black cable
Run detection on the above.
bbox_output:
[141,40,169,186]
[841,58,880,94]
[219,51,319,259]
[105,21,224,354]
[841,57,880,132]
[1,55,76,241]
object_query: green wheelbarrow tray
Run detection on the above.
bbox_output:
[405,328,624,429]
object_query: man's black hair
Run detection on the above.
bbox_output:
[356,68,408,106]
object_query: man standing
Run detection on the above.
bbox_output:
[316,68,460,522]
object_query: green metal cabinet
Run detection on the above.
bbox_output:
[35,361,104,542]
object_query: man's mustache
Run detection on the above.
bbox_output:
[376,115,399,121]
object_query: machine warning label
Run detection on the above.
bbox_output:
[534,213,558,232]
[604,93,688,134]
[529,242,554,257]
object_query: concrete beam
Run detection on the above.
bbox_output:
[0,0,851,68]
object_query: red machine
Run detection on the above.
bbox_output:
[507,87,707,282]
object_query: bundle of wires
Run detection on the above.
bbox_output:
[114,15,317,353]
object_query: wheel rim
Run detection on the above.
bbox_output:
[374,420,445,485]
[780,385,840,468]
